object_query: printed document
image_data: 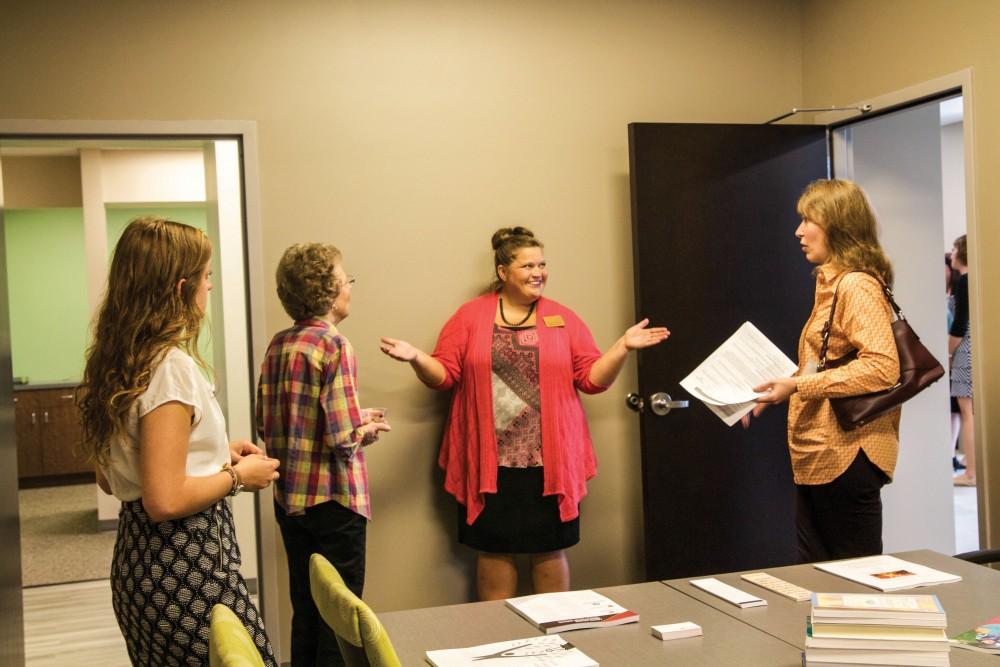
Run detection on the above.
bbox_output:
[680,321,797,426]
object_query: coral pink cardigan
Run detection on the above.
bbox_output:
[430,293,607,524]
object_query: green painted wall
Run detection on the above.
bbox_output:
[105,206,207,248]
[3,206,212,385]
[3,208,89,384]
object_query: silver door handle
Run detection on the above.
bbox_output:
[649,392,689,416]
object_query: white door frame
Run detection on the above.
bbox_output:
[0,119,283,658]
[816,68,990,549]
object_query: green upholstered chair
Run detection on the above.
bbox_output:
[208,604,266,667]
[309,553,402,667]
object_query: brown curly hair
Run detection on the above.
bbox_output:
[797,179,894,286]
[77,217,212,464]
[488,226,543,293]
[276,243,343,321]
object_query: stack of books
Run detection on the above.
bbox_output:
[804,592,950,666]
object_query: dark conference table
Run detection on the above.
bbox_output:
[378,550,999,665]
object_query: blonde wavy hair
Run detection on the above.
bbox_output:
[77,217,212,464]
[797,179,894,286]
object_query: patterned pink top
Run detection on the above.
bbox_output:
[491,325,542,467]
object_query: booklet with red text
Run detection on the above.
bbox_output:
[505,590,638,634]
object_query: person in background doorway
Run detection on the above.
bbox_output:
[945,253,964,472]
[78,217,280,666]
[746,179,900,563]
[949,234,975,486]
[257,243,391,667]
[379,226,669,600]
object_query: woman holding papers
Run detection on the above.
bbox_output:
[380,226,669,600]
[748,179,900,563]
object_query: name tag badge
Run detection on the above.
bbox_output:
[543,315,565,328]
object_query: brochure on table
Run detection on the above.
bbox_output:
[425,634,598,667]
[505,590,639,634]
[949,615,1000,655]
[814,555,961,591]
[679,321,797,426]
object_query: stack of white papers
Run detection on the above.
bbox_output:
[425,635,598,666]
[679,321,797,426]
[690,577,767,608]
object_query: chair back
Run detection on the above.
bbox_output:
[309,553,402,667]
[209,604,266,667]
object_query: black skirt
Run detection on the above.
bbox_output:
[458,466,580,554]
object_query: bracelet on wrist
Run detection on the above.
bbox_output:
[221,463,244,496]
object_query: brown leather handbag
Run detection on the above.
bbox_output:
[817,272,945,431]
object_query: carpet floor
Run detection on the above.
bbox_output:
[19,483,116,587]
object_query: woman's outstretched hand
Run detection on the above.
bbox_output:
[380,337,418,362]
[623,318,671,350]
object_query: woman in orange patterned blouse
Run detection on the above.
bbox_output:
[748,179,900,563]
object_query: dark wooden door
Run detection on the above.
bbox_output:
[628,123,827,580]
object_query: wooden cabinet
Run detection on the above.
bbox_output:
[14,386,93,486]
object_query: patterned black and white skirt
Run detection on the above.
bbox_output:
[111,499,276,666]
[950,330,973,398]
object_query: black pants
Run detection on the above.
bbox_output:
[796,449,890,564]
[275,499,367,667]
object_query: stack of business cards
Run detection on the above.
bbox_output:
[651,622,703,640]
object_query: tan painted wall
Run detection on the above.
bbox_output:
[0,0,805,621]
[801,0,998,548]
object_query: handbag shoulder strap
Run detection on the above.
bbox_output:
[818,270,902,371]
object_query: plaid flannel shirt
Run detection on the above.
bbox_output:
[256,319,370,518]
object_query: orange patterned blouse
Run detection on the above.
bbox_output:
[789,265,901,485]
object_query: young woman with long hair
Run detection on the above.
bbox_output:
[78,217,280,666]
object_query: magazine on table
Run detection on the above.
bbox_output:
[505,590,638,634]
[949,615,1000,654]
[813,555,961,591]
[425,634,599,666]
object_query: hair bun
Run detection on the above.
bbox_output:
[491,226,535,250]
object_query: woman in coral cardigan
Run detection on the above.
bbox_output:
[380,226,669,600]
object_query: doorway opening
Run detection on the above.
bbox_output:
[830,93,978,554]
[0,126,269,664]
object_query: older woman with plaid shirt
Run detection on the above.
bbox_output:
[256,243,390,667]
